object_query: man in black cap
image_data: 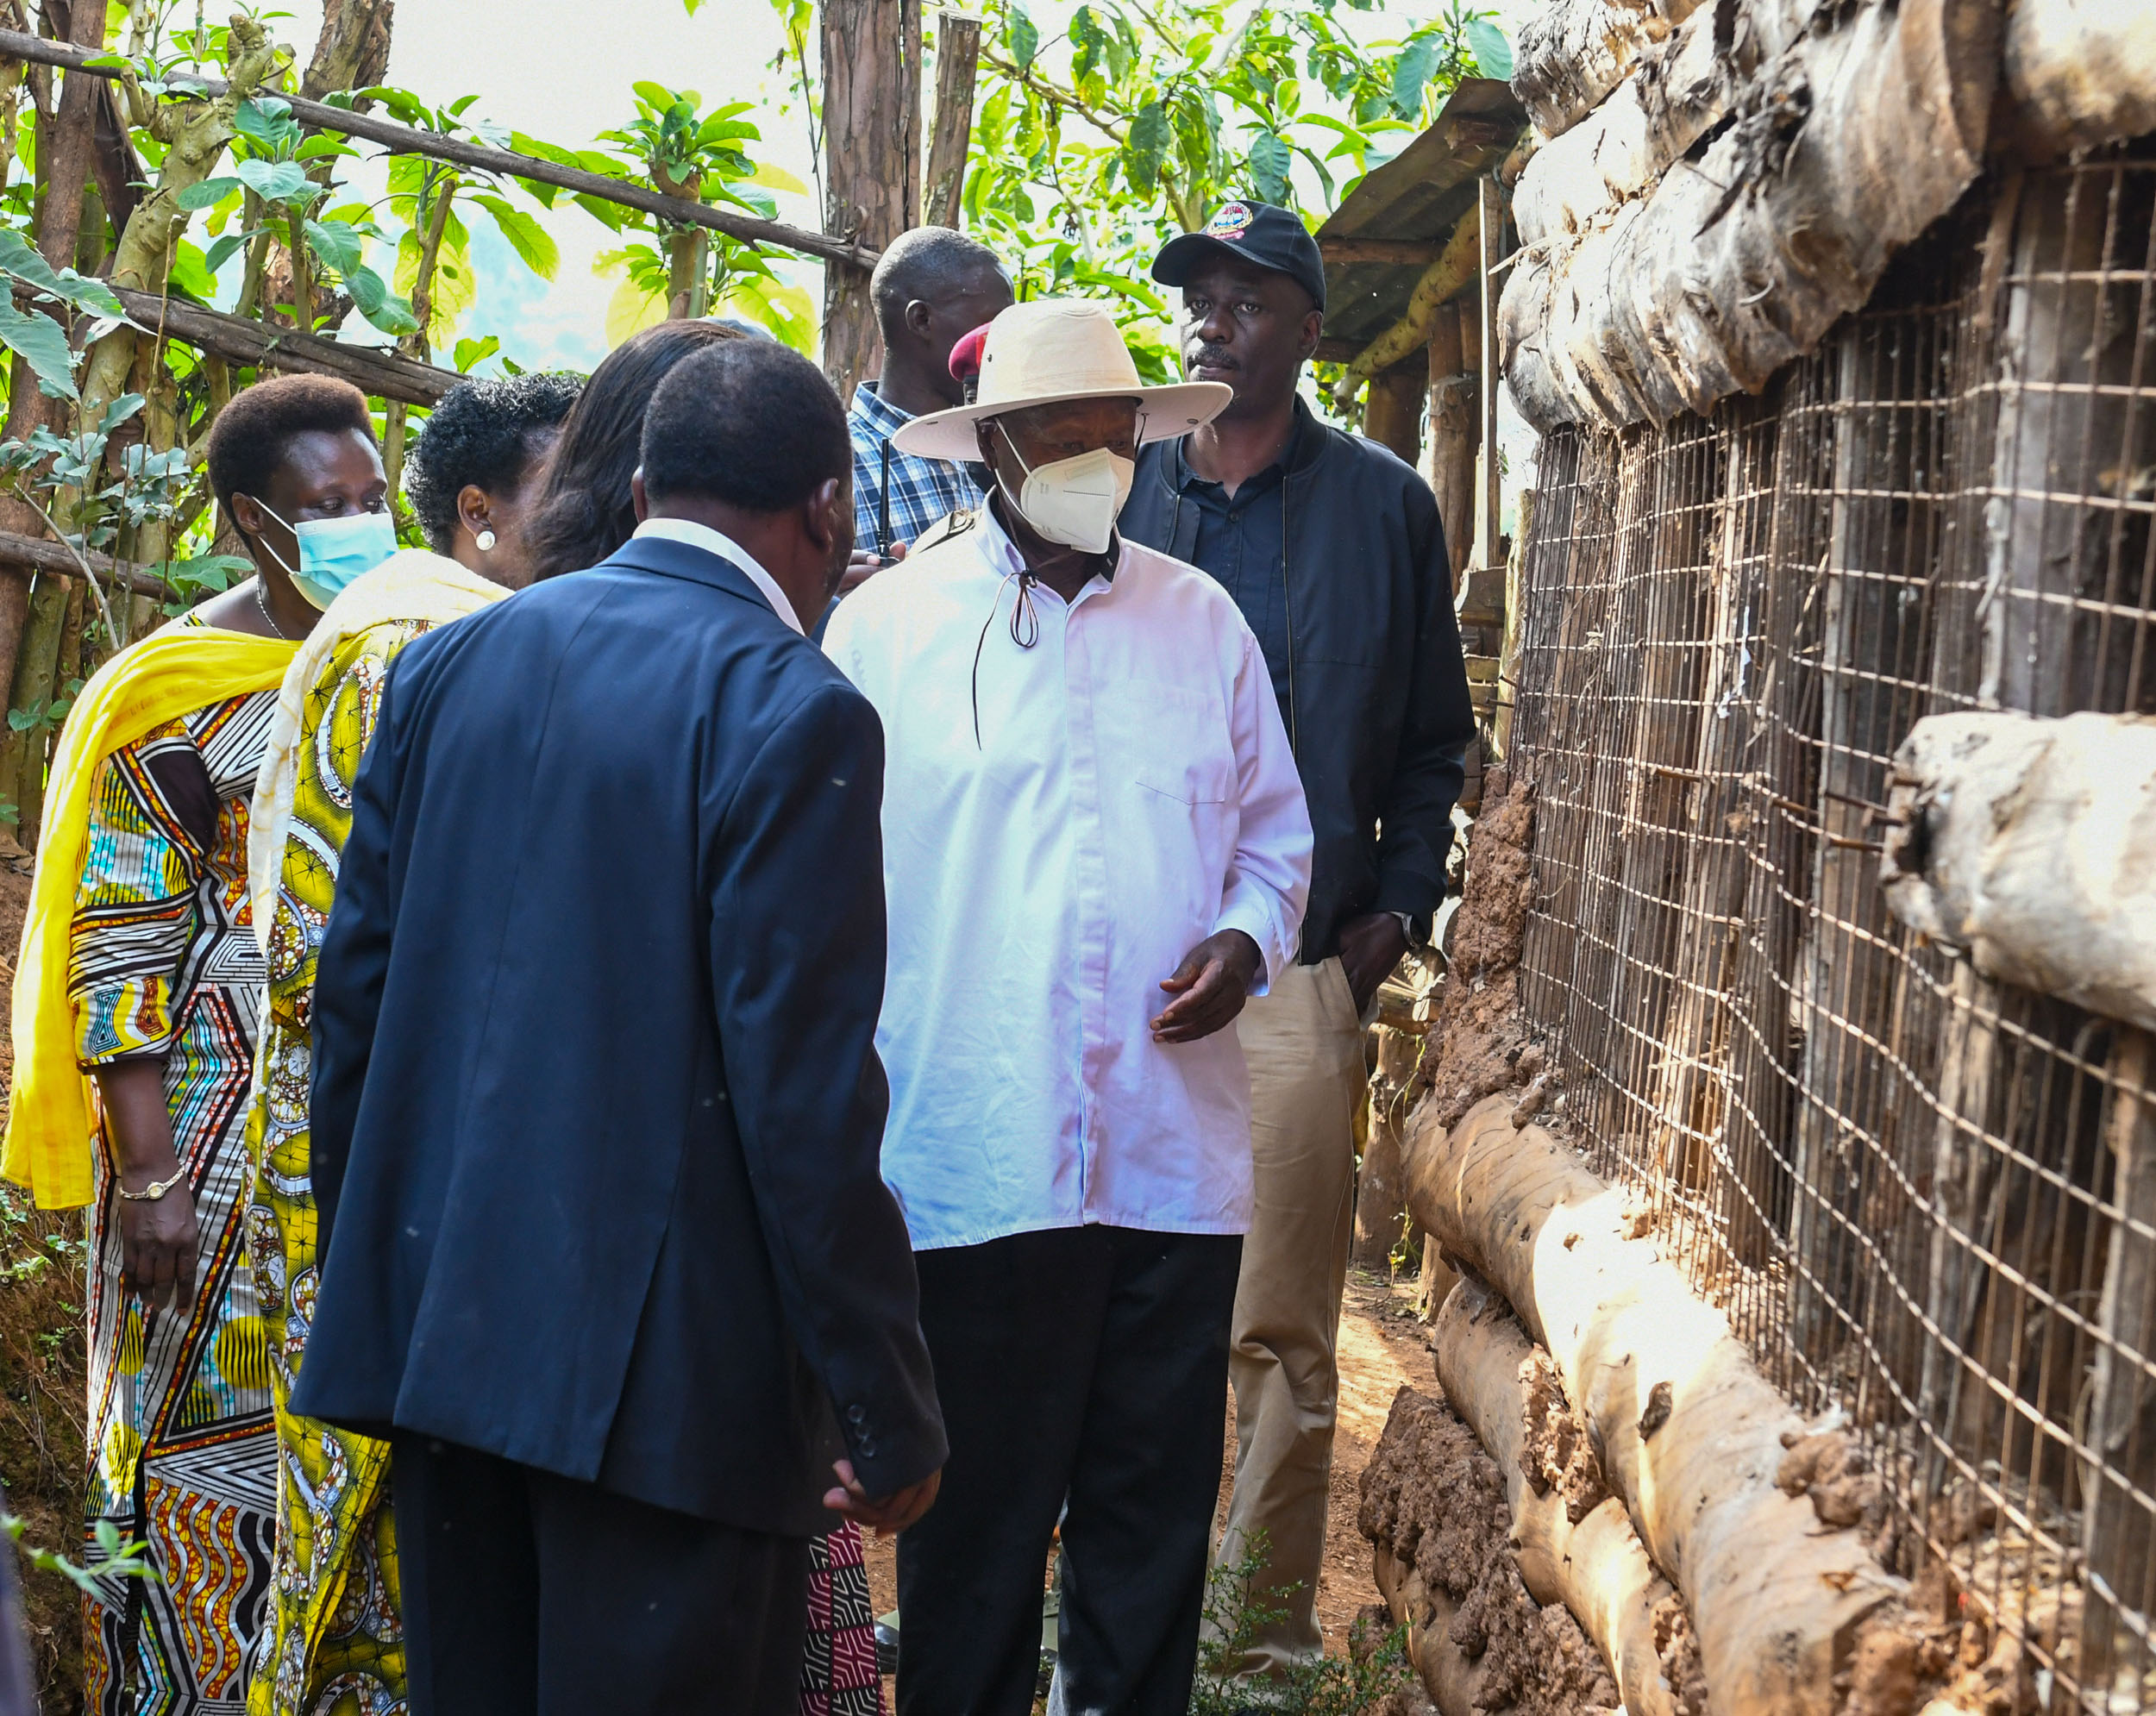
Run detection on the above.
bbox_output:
[1120,200,1474,1676]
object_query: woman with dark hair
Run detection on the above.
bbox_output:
[524,318,742,582]
[240,369,583,1716]
[2,373,399,1713]
[404,371,582,584]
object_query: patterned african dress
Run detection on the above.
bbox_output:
[242,618,421,1716]
[72,643,279,1713]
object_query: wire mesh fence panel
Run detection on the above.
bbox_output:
[1501,144,2156,1710]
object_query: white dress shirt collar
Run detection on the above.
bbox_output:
[974,498,1118,603]
[631,516,804,635]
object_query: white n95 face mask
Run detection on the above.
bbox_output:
[996,429,1135,555]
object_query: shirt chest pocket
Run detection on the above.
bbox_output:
[1126,681,1234,806]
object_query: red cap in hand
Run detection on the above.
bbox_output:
[949,323,993,403]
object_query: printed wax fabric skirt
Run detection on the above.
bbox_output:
[803,1521,884,1716]
[73,689,279,1713]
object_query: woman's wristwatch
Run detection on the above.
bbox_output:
[114,1168,185,1203]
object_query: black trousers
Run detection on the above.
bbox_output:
[896,1224,1244,1716]
[391,1432,810,1715]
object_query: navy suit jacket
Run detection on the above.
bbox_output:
[289,535,946,1537]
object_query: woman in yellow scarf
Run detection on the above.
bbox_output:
[241,371,578,1716]
[3,373,392,1714]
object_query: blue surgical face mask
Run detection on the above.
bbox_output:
[254,501,398,610]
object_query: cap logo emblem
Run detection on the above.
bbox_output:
[1206,202,1254,241]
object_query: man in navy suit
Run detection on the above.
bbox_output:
[292,339,945,1715]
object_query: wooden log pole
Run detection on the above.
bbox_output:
[1431,1277,1683,1716]
[1424,301,1476,592]
[1403,1093,1911,1712]
[0,28,881,272]
[86,284,462,404]
[2081,1029,2156,1685]
[921,12,978,229]
[1360,361,1424,466]
[1329,211,1480,409]
[819,0,922,400]
[1317,237,1444,267]
[1475,174,1501,581]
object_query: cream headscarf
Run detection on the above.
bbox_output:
[248,548,510,953]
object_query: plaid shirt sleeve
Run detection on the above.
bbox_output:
[849,385,984,558]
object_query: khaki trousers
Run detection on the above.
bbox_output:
[1219,955,1368,1672]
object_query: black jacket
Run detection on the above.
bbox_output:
[1123,404,1474,962]
[291,535,947,1538]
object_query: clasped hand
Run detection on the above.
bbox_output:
[824,1458,941,1536]
[1150,929,1262,1044]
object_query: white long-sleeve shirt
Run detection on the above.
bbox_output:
[823,506,1313,1250]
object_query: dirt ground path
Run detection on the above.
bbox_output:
[862,1265,1435,1698]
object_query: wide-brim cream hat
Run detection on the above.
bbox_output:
[891,297,1232,462]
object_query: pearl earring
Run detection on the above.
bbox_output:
[475,529,498,552]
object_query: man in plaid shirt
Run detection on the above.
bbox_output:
[845,228,1012,582]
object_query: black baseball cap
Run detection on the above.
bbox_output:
[1151,200,1326,313]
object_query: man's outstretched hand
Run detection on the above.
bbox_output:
[1151,929,1262,1044]
[824,1458,941,1537]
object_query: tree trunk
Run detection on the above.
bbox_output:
[1,573,68,843]
[819,0,921,401]
[921,12,978,229]
[0,0,106,719]
[74,19,283,442]
[303,0,394,99]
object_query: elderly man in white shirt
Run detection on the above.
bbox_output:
[823,298,1313,1716]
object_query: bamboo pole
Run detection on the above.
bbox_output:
[0,27,884,272]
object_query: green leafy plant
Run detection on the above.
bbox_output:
[0,228,128,400]
[3,1512,157,1599]
[1189,1532,1410,1715]
[800,0,1507,383]
[587,82,813,347]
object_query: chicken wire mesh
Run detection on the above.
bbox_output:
[1502,145,2156,1709]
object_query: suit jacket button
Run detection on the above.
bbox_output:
[847,1404,867,1425]
[859,1437,877,1457]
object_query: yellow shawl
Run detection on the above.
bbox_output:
[3,624,298,1208]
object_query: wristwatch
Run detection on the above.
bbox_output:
[114,1168,185,1203]
[1388,910,1421,949]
